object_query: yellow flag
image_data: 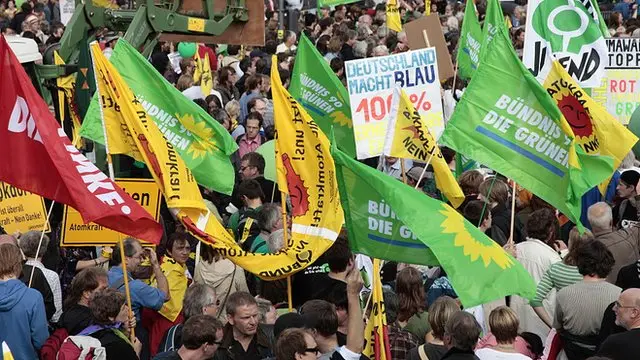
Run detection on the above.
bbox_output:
[543,61,638,193]
[383,87,465,208]
[54,51,83,148]
[2,342,14,360]
[363,259,391,360]
[193,50,213,97]
[386,0,402,32]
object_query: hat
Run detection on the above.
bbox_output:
[620,170,640,188]
[406,166,426,182]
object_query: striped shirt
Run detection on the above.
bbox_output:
[26,259,62,323]
[530,261,582,307]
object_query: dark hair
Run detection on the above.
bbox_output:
[330,57,344,74]
[211,109,230,126]
[241,152,266,174]
[526,208,558,243]
[90,288,126,326]
[463,200,489,227]
[227,45,241,56]
[64,267,108,310]
[382,289,399,324]
[319,17,334,32]
[276,328,310,360]
[239,57,252,73]
[575,240,615,278]
[397,267,425,322]
[458,170,483,195]
[226,291,257,315]
[165,232,189,257]
[246,111,264,128]
[520,332,544,357]
[440,147,456,164]
[0,243,22,279]
[245,75,262,92]
[218,66,235,86]
[299,300,338,337]
[444,311,481,351]
[193,98,208,112]
[182,315,223,349]
[110,237,139,266]
[255,58,268,74]
[324,234,352,273]
[264,40,278,55]
[279,69,291,84]
[237,179,264,201]
[205,94,222,110]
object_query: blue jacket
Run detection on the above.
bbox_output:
[0,279,48,360]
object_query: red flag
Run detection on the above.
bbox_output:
[0,36,162,244]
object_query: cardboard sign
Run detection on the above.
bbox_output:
[404,14,455,81]
[60,179,161,247]
[0,182,50,234]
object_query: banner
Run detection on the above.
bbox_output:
[0,182,50,234]
[590,38,640,125]
[345,48,443,159]
[60,179,161,247]
[457,0,483,80]
[523,0,608,87]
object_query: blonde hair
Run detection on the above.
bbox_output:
[225,100,241,120]
[489,306,519,344]
[176,74,194,91]
[428,296,460,339]
[564,227,594,266]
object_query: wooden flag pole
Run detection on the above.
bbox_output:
[27,200,56,288]
[414,150,436,189]
[400,159,408,184]
[422,30,431,48]
[280,192,294,312]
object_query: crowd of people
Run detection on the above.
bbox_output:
[3,0,640,360]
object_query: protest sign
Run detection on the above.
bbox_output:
[0,182,50,234]
[60,179,161,247]
[60,0,75,25]
[345,48,443,159]
[404,14,455,81]
[590,38,640,125]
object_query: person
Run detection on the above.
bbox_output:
[299,299,342,360]
[378,156,413,180]
[596,288,640,359]
[238,152,279,204]
[59,267,109,335]
[19,230,62,323]
[275,328,320,360]
[216,66,240,105]
[511,208,565,340]
[475,307,532,359]
[408,296,461,360]
[613,170,640,228]
[397,267,430,341]
[382,290,420,360]
[256,298,277,325]
[441,311,482,359]
[228,180,264,241]
[0,243,48,360]
[587,202,640,283]
[154,315,224,360]
[554,240,621,359]
[276,30,297,54]
[463,200,493,238]
[86,288,142,360]
[458,170,484,212]
[340,30,357,61]
[239,75,262,122]
[214,291,274,360]
[236,112,266,159]
[242,203,282,254]
[478,178,524,245]
[102,32,118,59]
[531,228,591,328]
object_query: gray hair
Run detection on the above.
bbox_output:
[587,202,613,231]
[256,298,273,323]
[183,283,217,320]
[353,41,368,58]
[258,203,282,233]
[111,237,140,266]
[267,229,285,253]
[376,25,388,39]
[444,311,481,351]
[619,151,636,170]
[373,45,389,57]
[18,231,49,259]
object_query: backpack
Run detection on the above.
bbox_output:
[56,335,107,360]
[235,208,261,244]
[40,328,69,360]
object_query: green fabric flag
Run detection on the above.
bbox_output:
[289,34,356,158]
[81,39,237,195]
[455,154,479,179]
[456,1,483,80]
[75,31,95,119]
[317,0,360,7]
[440,28,614,230]
[333,147,536,308]
[479,0,508,62]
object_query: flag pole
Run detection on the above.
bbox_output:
[90,42,135,340]
[414,150,436,189]
[508,181,517,245]
[400,159,407,184]
[422,30,431,48]
[280,192,294,312]
[27,200,56,288]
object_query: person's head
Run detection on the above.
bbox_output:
[613,288,640,329]
[226,291,260,337]
[205,94,222,113]
[245,75,262,93]
[237,179,264,206]
[240,56,256,76]
[324,234,353,274]
[327,36,342,53]
[587,202,614,231]
[259,74,271,93]
[300,299,339,339]
[617,170,640,199]
[257,298,277,325]
[212,109,231,131]
[218,66,237,87]
[353,40,368,58]
[258,203,283,234]
[181,315,224,357]
[165,232,190,266]
[381,289,399,324]
[284,30,297,47]
[488,306,519,345]
[458,170,484,196]
[526,208,558,244]
[50,22,64,38]
[180,58,195,76]
[90,288,128,326]
[227,45,241,56]
[17,230,48,259]
[563,227,594,266]
[176,74,194,91]
[443,311,481,351]
[245,112,263,140]
[182,282,218,321]
[248,97,267,117]
[111,237,144,271]
[64,267,109,309]
[23,14,39,33]
[574,239,615,279]
[477,178,509,206]
[463,200,492,231]
[274,312,307,339]
[330,58,344,77]
[240,152,265,180]
[396,266,425,322]
[276,328,319,360]
[372,45,389,57]
[0,243,22,280]
[428,296,460,341]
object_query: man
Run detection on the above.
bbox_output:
[588,202,640,283]
[276,31,297,54]
[377,156,412,180]
[319,5,331,19]
[154,315,224,360]
[158,283,219,353]
[214,292,274,360]
[239,152,279,203]
[248,96,268,119]
[372,45,389,57]
[239,75,262,122]
[597,288,640,359]
[45,22,64,45]
[340,30,357,61]
[613,170,640,228]
[237,112,266,159]
[235,57,256,95]
[243,203,282,254]
[441,312,482,359]
[228,179,264,241]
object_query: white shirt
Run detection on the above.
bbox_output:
[378,158,413,180]
[276,43,297,54]
[26,259,62,323]
[182,86,223,105]
[475,348,532,360]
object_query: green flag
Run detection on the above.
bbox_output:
[456,1,483,80]
[317,0,360,7]
[441,28,614,230]
[289,34,356,158]
[479,0,508,62]
[455,154,479,179]
[75,31,95,119]
[333,147,536,308]
[81,39,237,195]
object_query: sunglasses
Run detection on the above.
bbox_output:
[304,347,320,355]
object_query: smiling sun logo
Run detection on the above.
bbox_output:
[178,113,217,159]
[557,95,600,154]
[439,206,514,269]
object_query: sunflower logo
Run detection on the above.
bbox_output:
[439,206,514,269]
[177,113,217,159]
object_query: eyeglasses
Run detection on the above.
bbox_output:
[304,347,320,355]
[240,165,255,172]
[614,301,638,309]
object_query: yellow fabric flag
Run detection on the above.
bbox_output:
[193,50,213,97]
[386,0,402,33]
[2,342,14,360]
[54,51,83,148]
[151,257,188,322]
[383,87,465,208]
[363,259,391,360]
[543,61,638,193]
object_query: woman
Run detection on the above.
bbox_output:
[324,36,342,63]
[478,178,524,245]
[86,288,141,360]
[176,74,194,92]
[194,244,249,321]
[145,232,192,356]
[225,99,242,138]
[215,66,240,105]
[396,267,430,341]
[476,307,533,359]
[407,296,460,360]
[59,267,109,335]
[205,94,222,114]
[531,228,591,328]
